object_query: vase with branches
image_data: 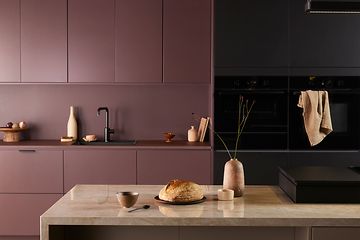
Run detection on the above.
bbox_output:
[215,96,255,197]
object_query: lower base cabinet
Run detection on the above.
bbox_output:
[0,194,62,236]
[64,150,137,192]
[137,150,211,184]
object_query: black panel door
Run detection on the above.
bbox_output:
[290,0,360,68]
[215,0,289,69]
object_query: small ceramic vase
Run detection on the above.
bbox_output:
[187,126,198,142]
[223,158,245,197]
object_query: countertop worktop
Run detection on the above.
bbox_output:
[0,140,211,150]
[41,185,360,228]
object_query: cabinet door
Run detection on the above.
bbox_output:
[0,0,20,82]
[68,0,115,83]
[64,150,136,192]
[290,0,360,69]
[0,194,62,236]
[215,0,288,69]
[312,227,360,240]
[163,0,211,83]
[0,150,63,193]
[137,150,211,184]
[21,0,67,83]
[115,0,162,83]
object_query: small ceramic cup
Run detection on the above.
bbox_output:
[217,189,234,201]
[116,192,139,208]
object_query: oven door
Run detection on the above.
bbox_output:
[289,90,360,150]
[214,90,288,150]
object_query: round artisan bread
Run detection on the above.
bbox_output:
[159,179,204,202]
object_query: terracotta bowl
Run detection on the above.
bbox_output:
[163,132,175,142]
[116,192,139,208]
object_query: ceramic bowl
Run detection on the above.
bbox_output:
[163,132,175,142]
[116,192,139,208]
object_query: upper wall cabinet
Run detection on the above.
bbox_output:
[163,0,212,83]
[68,0,115,83]
[0,0,20,82]
[215,0,288,72]
[115,0,162,83]
[290,0,360,69]
[21,0,67,83]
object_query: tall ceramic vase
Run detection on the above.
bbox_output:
[223,159,245,197]
[67,106,78,140]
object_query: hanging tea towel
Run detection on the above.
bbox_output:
[297,90,333,146]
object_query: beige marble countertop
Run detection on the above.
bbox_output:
[41,185,360,228]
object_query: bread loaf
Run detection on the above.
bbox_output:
[159,179,204,202]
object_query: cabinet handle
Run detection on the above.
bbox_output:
[18,149,36,153]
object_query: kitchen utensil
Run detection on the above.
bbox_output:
[116,192,139,208]
[128,204,150,212]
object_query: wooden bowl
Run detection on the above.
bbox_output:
[163,132,175,142]
[0,127,28,142]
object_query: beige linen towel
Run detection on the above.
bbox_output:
[297,90,333,146]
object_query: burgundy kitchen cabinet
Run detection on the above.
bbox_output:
[163,0,211,84]
[137,150,211,184]
[68,0,115,83]
[21,0,67,83]
[115,0,162,83]
[0,150,63,193]
[64,149,136,192]
[0,0,20,82]
[0,194,62,236]
[0,149,63,238]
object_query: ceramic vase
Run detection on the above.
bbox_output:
[67,106,78,140]
[223,158,245,197]
[187,126,198,142]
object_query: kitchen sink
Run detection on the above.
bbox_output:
[77,140,136,145]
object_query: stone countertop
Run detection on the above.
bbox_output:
[41,185,360,228]
[0,140,211,150]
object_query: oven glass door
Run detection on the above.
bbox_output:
[214,90,288,150]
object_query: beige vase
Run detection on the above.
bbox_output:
[223,159,245,197]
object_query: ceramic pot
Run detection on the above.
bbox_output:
[223,158,245,197]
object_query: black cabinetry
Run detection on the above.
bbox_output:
[215,0,360,75]
[215,0,288,72]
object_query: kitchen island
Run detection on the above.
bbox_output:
[41,185,360,240]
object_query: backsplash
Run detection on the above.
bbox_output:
[0,85,210,141]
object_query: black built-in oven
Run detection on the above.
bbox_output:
[215,76,360,150]
[289,76,360,150]
[214,76,288,150]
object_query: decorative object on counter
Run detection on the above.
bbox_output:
[82,134,97,142]
[215,96,255,197]
[19,121,27,129]
[187,126,198,142]
[60,136,75,143]
[163,132,175,142]
[5,122,13,128]
[116,192,139,208]
[11,122,19,129]
[67,106,78,141]
[217,188,234,201]
[0,126,28,142]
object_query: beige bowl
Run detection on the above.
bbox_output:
[116,192,139,208]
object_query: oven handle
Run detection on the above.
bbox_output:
[292,89,357,95]
[217,90,287,94]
